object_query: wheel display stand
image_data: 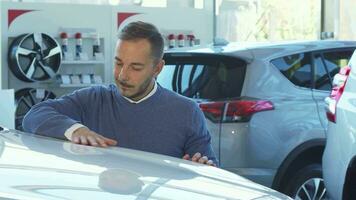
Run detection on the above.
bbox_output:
[15,88,56,130]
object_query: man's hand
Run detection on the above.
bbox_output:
[182,152,216,167]
[72,127,117,147]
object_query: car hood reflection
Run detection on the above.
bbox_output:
[0,129,291,199]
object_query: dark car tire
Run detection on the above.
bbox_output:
[285,164,328,200]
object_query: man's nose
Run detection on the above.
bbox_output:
[118,65,129,81]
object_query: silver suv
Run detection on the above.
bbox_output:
[157,40,356,199]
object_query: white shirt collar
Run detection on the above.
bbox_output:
[122,81,157,104]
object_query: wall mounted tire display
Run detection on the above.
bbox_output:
[15,88,56,131]
[8,33,62,82]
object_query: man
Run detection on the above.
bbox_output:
[23,21,217,166]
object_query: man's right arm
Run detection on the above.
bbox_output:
[22,88,90,139]
[23,87,118,147]
[22,94,82,139]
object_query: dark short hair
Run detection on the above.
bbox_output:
[118,21,164,64]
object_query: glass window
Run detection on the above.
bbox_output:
[158,56,246,100]
[271,53,312,88]
[323,50,354,76]
[188,64,219,99]
[339,0,356,40]
[156,64,176,91]
[216,0,321,42]
[181,64,194,93]
[192,65,204,83]
[313,54,331,90]
[312,49,354,91]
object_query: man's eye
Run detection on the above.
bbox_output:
[132,66,143,71]
[116,63,123,67]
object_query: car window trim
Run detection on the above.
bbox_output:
[172,63,179,92]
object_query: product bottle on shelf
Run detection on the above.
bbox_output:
[187,34,195,46]
[168,34,175,49]
[60,32,68,59]
[75,32,82,60]
[178,34,185,47]
[92,33,101,58]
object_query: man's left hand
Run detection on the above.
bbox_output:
[182,152,216,167]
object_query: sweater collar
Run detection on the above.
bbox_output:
[122,81,157,104]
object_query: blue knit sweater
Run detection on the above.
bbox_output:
[23,84,217,163]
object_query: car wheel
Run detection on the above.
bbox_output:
[8,33,62,82]
[285,164,328,200]
[15,88,56,131]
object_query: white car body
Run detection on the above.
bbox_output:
[161,40,356,198]
[0,127,291,200]
[323,50,356,200]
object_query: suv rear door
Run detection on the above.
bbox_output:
[311,48,355,129]
[159,53,247,164]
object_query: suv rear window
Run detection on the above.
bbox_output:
[271,48,355,90]
[158,54,247,100]
[271,53,312,88]
[313,49,354,90]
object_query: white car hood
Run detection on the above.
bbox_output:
[0,129,291,200]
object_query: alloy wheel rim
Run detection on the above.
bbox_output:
[8,33,62,82]
[294,178,328,200]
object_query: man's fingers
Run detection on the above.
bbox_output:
[88,136,115,147]
[192,152,201,162]
[72,135,80,144]
[103,137,117,146]
[71,128,117,147]
[206,160,215,166]
[183,153,216,166]
[79,135,88,145]
[198,156,208,164]
[182,154,190,160]
[96,137,108,147]
[87,136,98,146]
[206,160,213,165]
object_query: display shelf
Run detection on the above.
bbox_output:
[61,60,105,65]
[59,83,101,88]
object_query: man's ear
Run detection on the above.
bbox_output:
[153,59,165,77]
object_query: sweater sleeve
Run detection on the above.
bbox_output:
[184,103,218,166]
[22,87,96,139]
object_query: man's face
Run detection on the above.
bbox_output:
[113,39,163,101]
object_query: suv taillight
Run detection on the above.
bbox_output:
[325,66,351,123]
[198,102,225,122]
[199,100,274,123]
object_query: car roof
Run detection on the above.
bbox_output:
[165,40,356,62]
[0,128,291,200]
